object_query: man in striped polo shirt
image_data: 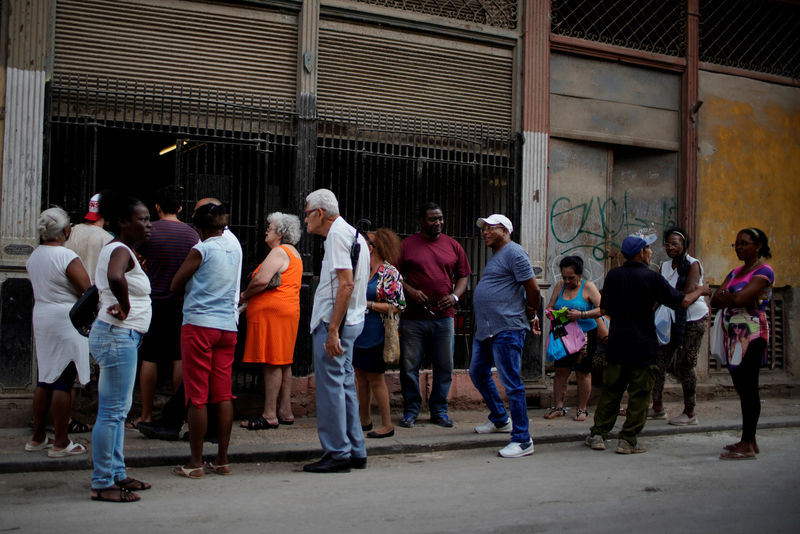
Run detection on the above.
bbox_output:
[135,185,199,426]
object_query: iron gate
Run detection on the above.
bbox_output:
[43,75,524,382]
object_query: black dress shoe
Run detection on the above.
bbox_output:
[303,456,351,473]
[361,423,373,431]
[350,456,367,469]
[367,428,395,439]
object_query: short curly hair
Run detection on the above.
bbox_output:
[368,228,402,265]
[267,212,302,245]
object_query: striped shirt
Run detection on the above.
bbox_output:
[137,219,199,300]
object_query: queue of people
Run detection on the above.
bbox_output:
[24,186,775,497]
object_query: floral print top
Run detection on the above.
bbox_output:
[376,261,406,312]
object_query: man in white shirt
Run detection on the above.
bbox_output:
[303,189,370,473]
[65,193,112,284]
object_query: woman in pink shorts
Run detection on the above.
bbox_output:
[170,202,242,478]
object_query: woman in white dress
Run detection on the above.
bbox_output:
[25,207,92,456]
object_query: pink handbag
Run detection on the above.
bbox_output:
[561,321,587,354]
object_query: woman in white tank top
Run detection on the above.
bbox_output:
[88,192,152,503]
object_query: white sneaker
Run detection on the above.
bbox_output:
[474,419,512,434]
[498,439,534,458]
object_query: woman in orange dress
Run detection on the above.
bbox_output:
[239,212,303,430]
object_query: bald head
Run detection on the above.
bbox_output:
[194,197,222,218]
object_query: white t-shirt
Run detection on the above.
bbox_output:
[95,242,152,333]
[65,223,113,284]
[26,245,91,385]
[661,255,709,322]
[310,216,369,332]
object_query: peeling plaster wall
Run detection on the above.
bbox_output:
[697,71,800,287]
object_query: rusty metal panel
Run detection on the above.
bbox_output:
[550,53,680,150]
[550,93,679,151]
[546,138,678,288]
[317,19,513,130]
[551,53,680,110]
[53,0,298,101]
[546,138,611,287]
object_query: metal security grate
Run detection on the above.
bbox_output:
[349,0,519,29]
[551,0,686,57]
[699,0,800,80]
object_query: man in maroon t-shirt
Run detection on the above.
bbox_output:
[398,202,471,428]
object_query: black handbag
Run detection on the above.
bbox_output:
[69,285,99,337]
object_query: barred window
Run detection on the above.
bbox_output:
[348,0,518,30]
[551,0,686,57]
[700,0,799,80]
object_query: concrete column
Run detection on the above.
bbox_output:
[0,0,52,267]
[519,0,550,280]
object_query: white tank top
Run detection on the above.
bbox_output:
[95,242,152,333]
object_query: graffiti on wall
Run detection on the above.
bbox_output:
[548,191,677,284]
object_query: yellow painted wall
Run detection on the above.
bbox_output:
[697,71,800,286]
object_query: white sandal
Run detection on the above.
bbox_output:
[47,440,87,457]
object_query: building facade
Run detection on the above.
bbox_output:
[0,0,797,415]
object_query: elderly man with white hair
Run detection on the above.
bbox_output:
[302,189,370,473]
[469,214,541,458]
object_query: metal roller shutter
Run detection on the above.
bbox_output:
[317,19,514,131]
[53,0,297,101]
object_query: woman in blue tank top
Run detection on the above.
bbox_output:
[544,256,603,421]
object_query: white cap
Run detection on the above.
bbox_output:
[84,193,101,221]
[476,214,513,234]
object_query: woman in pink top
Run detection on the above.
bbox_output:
[711,228,774,460]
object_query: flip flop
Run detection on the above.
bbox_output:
[719,450,756,460]
[203,461,232,475]
[240,415,278,430]
[25,437,55,451]
[172,465,204,479]
[90,487,140,503]
[543,407,567,419]
[47,440,87,457]
[115,477,151,491]
[278,418,295,426]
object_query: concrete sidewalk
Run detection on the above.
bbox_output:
[3,397,800,473]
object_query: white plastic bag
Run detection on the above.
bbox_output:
[654,305,672,346]
[709,311,726,365]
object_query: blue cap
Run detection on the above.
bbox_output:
[621,232,658,258]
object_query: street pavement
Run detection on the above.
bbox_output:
[2,397,799,474]
[1,427,799,533]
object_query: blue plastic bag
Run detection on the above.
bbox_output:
[546,332,568,362]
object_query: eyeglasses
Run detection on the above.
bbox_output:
[304,208,320,217]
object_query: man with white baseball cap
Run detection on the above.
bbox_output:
[585,231,710,455]
[470,213,541,457]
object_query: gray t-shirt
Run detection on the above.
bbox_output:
[473,241,534,341]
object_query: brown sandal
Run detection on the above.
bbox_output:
[90,487,141,503]
[543,407,567,419]
[115,477,151,491]
[724,441,760,454]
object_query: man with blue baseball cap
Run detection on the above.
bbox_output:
[585,232,710,454]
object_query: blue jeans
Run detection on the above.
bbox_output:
[88,320,142,489]
[312,322,366,461]
[469,330,530,443]
[399,318,454,418]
